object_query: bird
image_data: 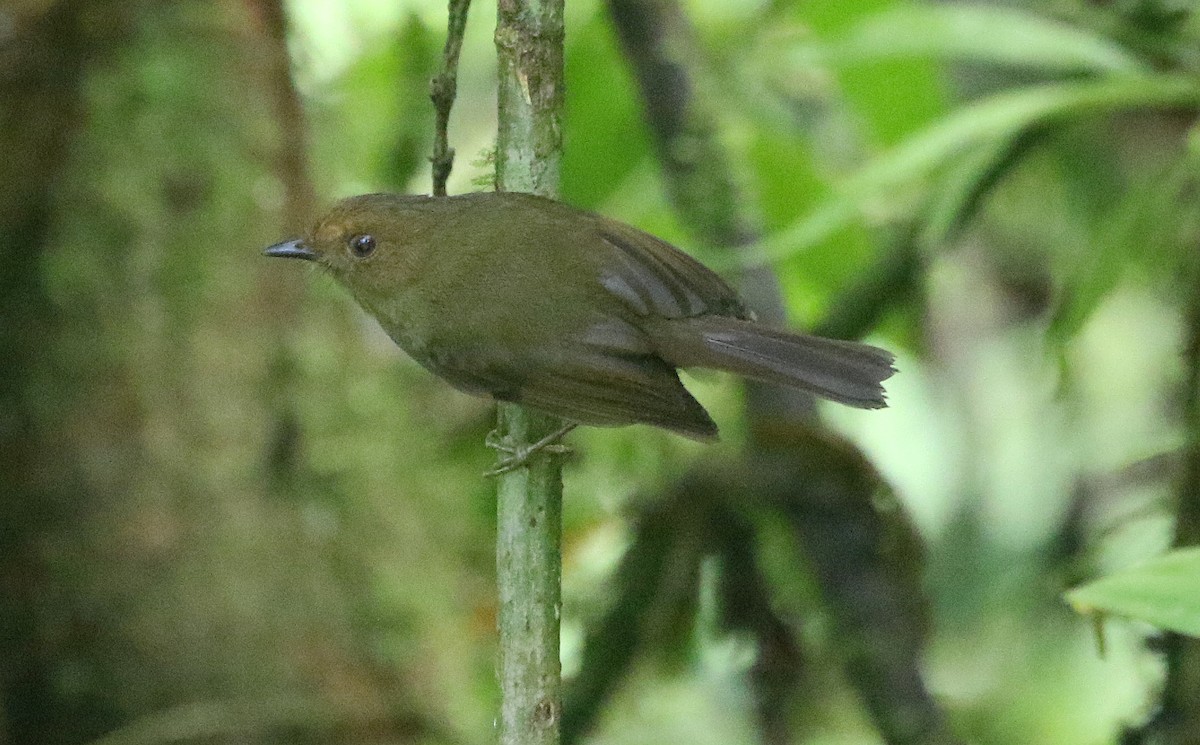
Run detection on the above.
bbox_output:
[265,191,894,470]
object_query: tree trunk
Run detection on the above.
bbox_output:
[0,2,386,742]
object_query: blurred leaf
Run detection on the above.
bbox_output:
[787,0,946,146]
[562,486,708,745]
[1051,151,1197,339]
[792,3,1148,75]
[735,74,1200,267]
[747,129,828,231]
[919,127,1045,247]
[745,128,873,322]
[812,227,922,344]
[383,14,439,189]
[841,76,1197,201]
[1066,547,1200,637]
[313,13,437,191]
[1111,0,1194,33]
[562,11,650,210]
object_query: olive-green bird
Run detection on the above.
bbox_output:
[265,192,895,442]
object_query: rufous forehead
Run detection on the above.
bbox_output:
[315,220,347,243]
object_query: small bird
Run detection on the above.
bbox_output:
[265,192,894,461]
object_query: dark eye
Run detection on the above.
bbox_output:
[348,234,376,258]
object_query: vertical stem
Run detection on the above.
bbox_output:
[430,0,472,196]
[1155,255,1200,745]
[495,0,564,196]
[495,408,564,745]
[493,1,565,745]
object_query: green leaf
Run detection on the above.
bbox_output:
[1065,547,1200,637]
[314,13,437,191]
[562,12,649,210]
[733,74,1200,267]
[793,3,1149,75]
[1050,151,1197,339]
[745,128,873,321]
[919,127,1045,247]
[786,0,947,146]
[843,75,1199,199]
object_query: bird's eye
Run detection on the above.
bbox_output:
[348,234,376,258]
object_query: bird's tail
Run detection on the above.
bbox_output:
[653,316,895,409]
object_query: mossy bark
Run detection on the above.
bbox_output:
[0,3,381,742]
[493,1,567,744]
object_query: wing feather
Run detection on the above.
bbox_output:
[514,351,717,440]
[415,323,718,440]
[594,223,747,321]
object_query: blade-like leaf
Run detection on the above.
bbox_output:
[1050,153,1197,339]
[733,75,1200,267]
[919,126,1047,247]
[842,76,1199,205]
[562,11,649,209]
[1066,547,1200,637]
[789,3,1148,75]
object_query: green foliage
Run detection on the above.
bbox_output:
[784,0,948,146]
[9,0,1200,743]
[797,3,1148,74]
[309,12,439,192]
[1067,547,1200,637]
[561,11,650,209]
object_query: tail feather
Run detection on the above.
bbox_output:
[654,317,895,409]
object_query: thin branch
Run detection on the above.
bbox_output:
[430,0,472,196]
[492,1,566,745]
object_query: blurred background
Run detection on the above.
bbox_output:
[2,0,1199,743]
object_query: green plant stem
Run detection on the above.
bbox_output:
[493,1,566,744]
[430,0,472,196]
[495,0,564,195]
[1154,248,1200,744]
[495,407,564,745]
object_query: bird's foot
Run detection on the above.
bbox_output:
[484,423,577,477]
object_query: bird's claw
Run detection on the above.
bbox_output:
[484,424,576,477]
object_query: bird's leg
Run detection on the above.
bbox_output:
[484,423,577,477]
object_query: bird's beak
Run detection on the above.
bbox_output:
[263,239,317,261]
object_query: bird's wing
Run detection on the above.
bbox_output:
[421,319,718,440]
[591,221,748,321]
[512,349,717,440]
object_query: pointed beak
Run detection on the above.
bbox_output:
[263,239,317,261]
